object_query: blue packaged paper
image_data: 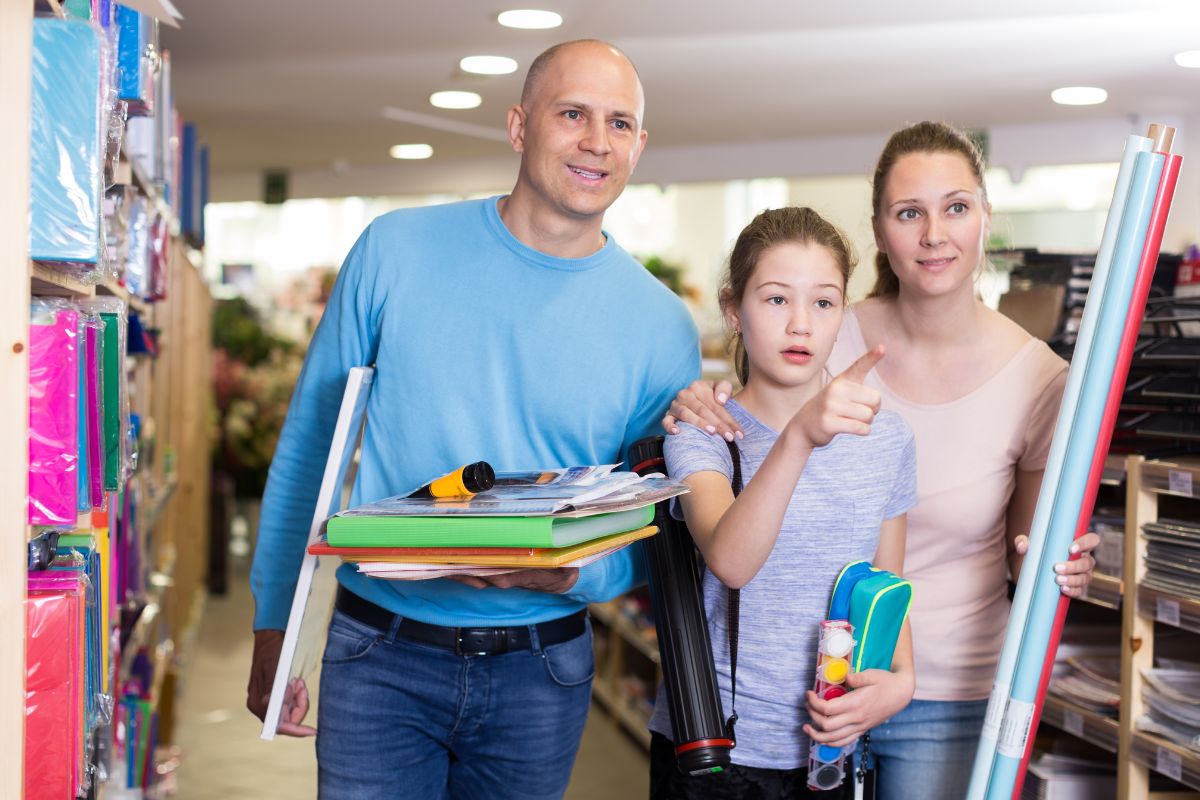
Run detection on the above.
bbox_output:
[116,5,152,114]
[199,145,209,246]
[30,19,103,266]
[180,122,200,241]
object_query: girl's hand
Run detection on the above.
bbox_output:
[662,379,741,441]
[788,346,885,450]
[803,667,915,748]
[1012,531,1100,599]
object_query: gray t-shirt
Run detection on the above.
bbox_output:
[647,398,918,769]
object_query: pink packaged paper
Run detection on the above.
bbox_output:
[29,303,79,525]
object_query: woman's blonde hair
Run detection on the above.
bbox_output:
[870,121,988,298]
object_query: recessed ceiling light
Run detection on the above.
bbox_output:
[389,144,433,160]
[430,90,482,110]
[460,55,519,75]
[1175,50,1200,68]
[497,9,562,29]
[1050,86,1108,106]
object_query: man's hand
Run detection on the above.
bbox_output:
[247,629,317,737]
[663,380,741,441]
[447,567,580,593]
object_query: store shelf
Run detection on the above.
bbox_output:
[122,152,180,236]
[142,476,178,535]
[1080,571,1123,611]
[1100,454,1127,487]
[1130,730,1200,791]
[1137,585,1200,635]
[1139,460,1200,499]
[591,676,652,749]
[30,261,96,298]
[1041,693,1119,753]
[97,279,151,317]
[590,602,659,665]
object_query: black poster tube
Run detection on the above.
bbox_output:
[629,436,732,775]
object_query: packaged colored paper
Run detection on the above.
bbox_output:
[25,577,86,800]
[29,301,79,525]
[30,19,103,266]
[115,5,153,114]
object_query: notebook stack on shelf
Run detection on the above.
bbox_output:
[312,465,687,580]
[1136,663,1200,754]
[1048,656,1121,717]
[1141,518,1200,601]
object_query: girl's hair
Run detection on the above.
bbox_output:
[719,206,856,386]
[869,121,988,298]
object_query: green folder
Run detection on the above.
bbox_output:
[101,312,121,491]
[326,505,655,549]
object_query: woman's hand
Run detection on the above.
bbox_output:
[1011,531,1100,599]
[803,667,914,748]
[662,380,741,441]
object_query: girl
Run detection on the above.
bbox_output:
[648,207,917,799]
[663,122,1099,799]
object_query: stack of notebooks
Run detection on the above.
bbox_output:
[311,465,687,580]
[1142,518,1200,601]
[1137,663,1200,753]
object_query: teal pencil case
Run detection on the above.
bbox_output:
[828,560,913,673]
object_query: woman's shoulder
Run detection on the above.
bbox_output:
[982,306,1068,379]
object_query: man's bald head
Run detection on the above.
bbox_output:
[520,39,642,111]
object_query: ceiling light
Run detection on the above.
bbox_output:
[1050,86,1108,106]
[389,144,433,160]
[429,91,482,110]
[497,9,563,29]
[1175,50,1200,68]
[460,55,518,75]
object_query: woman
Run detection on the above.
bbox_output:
[663,121,1097,799]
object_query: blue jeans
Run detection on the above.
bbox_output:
[867,699,988,800]
[316,608,594,799]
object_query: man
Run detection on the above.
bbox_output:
[246,40,699,798]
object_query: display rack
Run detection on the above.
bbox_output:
[590,595,660,750]
[1119,457,1200,798]
[4,3,213,795]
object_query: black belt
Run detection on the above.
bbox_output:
[335,587,587,657]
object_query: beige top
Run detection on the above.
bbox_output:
[828,308,1067,701]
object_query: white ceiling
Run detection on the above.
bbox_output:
[160,0,1200,201]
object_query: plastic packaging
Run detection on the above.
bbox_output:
[115,5,154,115]
[29,299,80,526]
[84,312,107,508]
[30,19,104,270]
[26,572,88,800]
[80,297,130,489]
[807,620,855,791]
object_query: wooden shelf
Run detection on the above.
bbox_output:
[97,279,151,317]
[1139,460,1200,500]
[590,602,659,665]
[1101,454,1128,487]
[30,261,95,298]
[1136,585,1200,636]
[591,676,652,749]
[1080,571,1123,611]
[1130,730,1200,792]
[1042,693,1120,753]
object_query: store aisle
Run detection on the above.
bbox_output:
[172,561,649,799]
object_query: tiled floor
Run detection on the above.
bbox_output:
[171,561,649,799]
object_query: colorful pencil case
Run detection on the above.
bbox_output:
[828,560,913,673]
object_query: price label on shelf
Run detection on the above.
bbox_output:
[1064,710,1084,737]
[1157,746,1183,782]
[1168,469,1194,497]
[1157,597,1182,627]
